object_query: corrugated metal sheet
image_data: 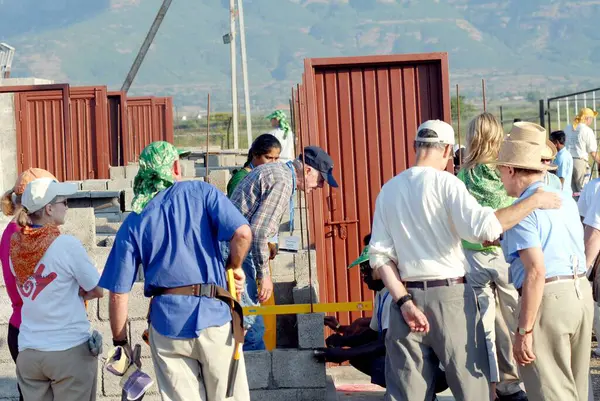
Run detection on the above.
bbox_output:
[125,96,175,163]
[15,89,70,181]
[108,91,129,167]
[69,86,110,179]
[297,53,451,326]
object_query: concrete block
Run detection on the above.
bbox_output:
[125,165,139,179]
[123,188,134,212]
[82,179,109,191]
[109,166,126,180]
[107,179,132,191]
[180,160,196,177]
[274,282,298,348]
[250,389,297,401]
[99,283,148,321]
[297,313,325,349]
[95,212,123,223]
[235,154,248,165]
[208,170,231,194]
[296,388,326,401]
[272,349,326,389]
[92,197,120,214]
[0,357,19,399]
[244,351,272,389]
[180,177,205,182]
[271,253,295,282]
[91,247,112,271]
[294,250,318,287]
[62,207,97,251]
[90,191,121,199]
[292,285,319,305]
[217,154,236,166]
[129,320,150,345]
[69,190,92,199]
[0,323,12,362]
[96,222,122,235]
[66,180,84,190]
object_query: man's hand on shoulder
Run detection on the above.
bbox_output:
[532,188,561,210]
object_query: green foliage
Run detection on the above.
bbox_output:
[451,96,477,121]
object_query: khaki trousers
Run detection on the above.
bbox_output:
[464,249,522,395]
[572,158,589,193]
[16,341,98,401]
[517,278,594,401]
[149,322,250,401]
[385,282,490,401]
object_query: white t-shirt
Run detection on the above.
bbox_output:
[564,123,597,159]
[11,235,100,352]
[578,178,600,217]
[267,128,295,163]
[369,166,503,280]
[369,288,392,334]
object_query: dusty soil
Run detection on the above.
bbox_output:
[591,341,600,399]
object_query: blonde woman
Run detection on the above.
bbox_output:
[564,107,600,193]
[457,113,526,401]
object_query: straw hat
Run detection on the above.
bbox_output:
[506,121,557,165]
[493,140,551,172]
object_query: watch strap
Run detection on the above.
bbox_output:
[396,294,413,308]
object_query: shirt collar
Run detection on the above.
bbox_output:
[519,180,544,199]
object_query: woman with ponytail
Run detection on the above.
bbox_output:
[266,110,294,162]
[0,168,57,401]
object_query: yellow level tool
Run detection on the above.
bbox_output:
[243,301,372,316]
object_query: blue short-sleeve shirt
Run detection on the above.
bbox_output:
[98,181,249,339]
[554,148,573,197]
[501,181,586,289]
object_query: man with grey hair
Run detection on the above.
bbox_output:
[369,120,562,400]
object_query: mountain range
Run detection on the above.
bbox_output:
[2,0,599,111]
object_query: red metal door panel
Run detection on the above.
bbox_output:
[69,86,110,179]
[301,53,451,325]
[108,91,129,167]
[15,90,68,180]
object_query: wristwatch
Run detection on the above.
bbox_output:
[517,327,533,335]
[396,294,413,308]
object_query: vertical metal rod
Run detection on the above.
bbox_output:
[557,100,560,129]
[206,93,211,184]
[481,79,486,112]
[594,91,597,132]
[584,93,587,108]
[539,99,545,128]
[499,106,504,127]
[237,0,252,148]
[575,95,578,115]
[566,98,570,126]
[456,84,462,165]
[229,0,239,149]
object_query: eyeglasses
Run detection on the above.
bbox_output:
[52,199,68,207]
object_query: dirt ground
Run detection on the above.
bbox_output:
[591,341,600,399]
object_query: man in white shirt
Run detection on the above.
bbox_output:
[564,107,599,193]
[369,120,562,401]
[578,172,600,219]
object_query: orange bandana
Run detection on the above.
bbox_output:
[10,225,61,286]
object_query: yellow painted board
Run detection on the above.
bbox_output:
[243,301,372,316]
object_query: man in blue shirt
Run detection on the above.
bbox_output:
[98,141,253,401]
[550,130,574,197]
[496,137,593,401]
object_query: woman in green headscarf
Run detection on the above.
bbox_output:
[266,110,295,163]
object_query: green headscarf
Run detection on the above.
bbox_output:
[266,110,292,139]
[131,141,180,213]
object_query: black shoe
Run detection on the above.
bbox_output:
[497,390,528,401]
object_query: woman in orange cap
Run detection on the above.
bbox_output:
[0,168,57,401]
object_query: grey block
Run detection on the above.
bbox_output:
[271,253,294,282]
[180,176,205,182]
[82,179,109,191]
[244,350,272,389]
[90,191,122,199]
[274,282,298,348]
[0,323,12,362]
[124,188,134,211]
[65,180,84,190]
[0,358,20,399]
[294,250,317,287]
[95,212,123,223]
[180,160,196,177]
[107,179,132,191]
[109,166,126,180]
[250,389,297,401]
[99,283,148,321]
[62,207,96,251]
[129,320,150,345]
[292,285,320,306]
[91,247,112,270]
[208,170,231,193]
[297,313,325,349]
[68,190,92,199]
[125,165,139,179]
[272,349,326,389]
[297,388,326,401]
[96,221,122,235]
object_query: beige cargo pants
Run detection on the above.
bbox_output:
[149,322,250,401]
[464,248,523,395]
[517,278,593,401]
[385,282,490,401]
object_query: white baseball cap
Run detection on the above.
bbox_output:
[22,178,78,213]
[416,120,455,146]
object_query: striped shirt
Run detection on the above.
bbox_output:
[230,162,295,278]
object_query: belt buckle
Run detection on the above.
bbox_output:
[192,285,201,297]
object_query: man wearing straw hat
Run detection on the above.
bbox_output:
[564,107,600,193]
[368,120,562,401]
[496,129,593,401]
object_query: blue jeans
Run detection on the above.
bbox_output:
[220,242,266,351]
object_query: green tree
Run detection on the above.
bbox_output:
[451,95,477,122]
[526,91,542,103]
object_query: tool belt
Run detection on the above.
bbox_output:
[517,273,587,296]
[150,283,245,345]
[403,277,465,290]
